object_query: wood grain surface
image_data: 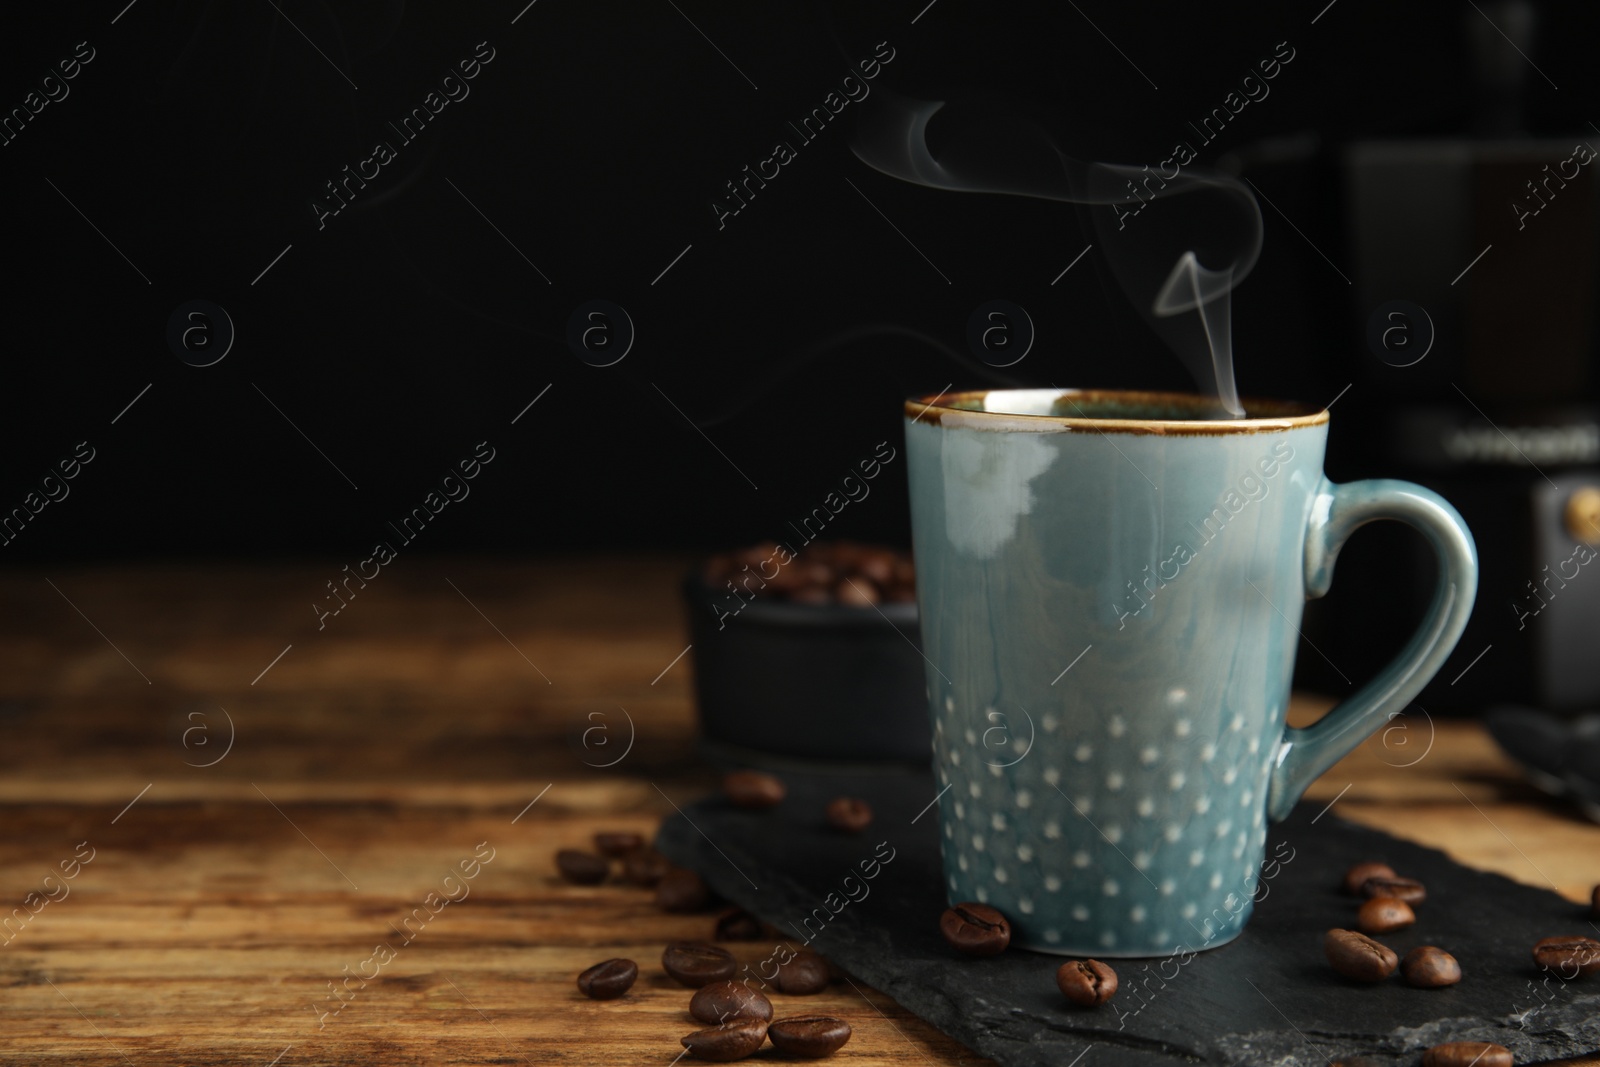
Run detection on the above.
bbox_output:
[1,558,1595,1065]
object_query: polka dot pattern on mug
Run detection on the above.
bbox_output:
[932,691,1277,955]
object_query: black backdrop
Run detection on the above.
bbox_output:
[1,0,1596,563]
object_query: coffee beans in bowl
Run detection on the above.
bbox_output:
[689,980,773,1024]
[1532,934,1600,976]
[556,849,609,885]
[662,941,737,988]
[1422,1042,1512,1067]
[768,1015,853,1058]
[685,541,929,764]
[939,902,1011,956]
[576,958,637,999]
[1057,959,1118,1006]
[701,541,916,606]
[1324,928,1399,982]
[680,1017,769,1061]
[1402,945,1462,988]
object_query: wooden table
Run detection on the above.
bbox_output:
[2,558,1596,1065]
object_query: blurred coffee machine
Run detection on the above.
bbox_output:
[1333,0,1600,713]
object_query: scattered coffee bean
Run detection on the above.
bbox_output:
[663,941,738,988]
[576,958,637,999]
[593,831,645,857]
[1402,945,1462,988]
[1324,928,1399,982]
[939,902,1011,956]
[774,950,830,995]
[657,868,713,913]
[1421,1041,1512,1067]
[723,770,786,809]
[680,1017,769,1062]
[1057,959,1119,1006]
[825,797,873,833]
[768,1015,853,1058]
[713,906,763,942]
[1342,861,1396,896]
[1361,875,1426,905]
[624,849,672,887]
[689,980,773,1024]
[556,849,609,885]
[1357,896,1416,935]
[1532,935,1600,977]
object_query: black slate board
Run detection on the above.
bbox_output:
[656,768,1600,1067]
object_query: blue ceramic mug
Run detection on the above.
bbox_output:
[903,389,1477,957]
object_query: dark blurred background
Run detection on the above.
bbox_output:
[2,0,1598,708]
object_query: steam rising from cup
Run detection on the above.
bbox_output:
[852,94,1262,418]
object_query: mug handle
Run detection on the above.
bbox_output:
[1265,477,1478,821]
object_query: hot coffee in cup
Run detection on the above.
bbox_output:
[903,389,1476,956]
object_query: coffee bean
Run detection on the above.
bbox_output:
[774,950,830,995]
[1324,928,1399,982]
[689,980,773,1024]
[657,868,713,913]
[624,849,672,887]
[593,831,645,857]
[825,797,873,833]
[663,941,738,988]
[1361,875,1426,905]
[768,1015,853,1058]
[713,906,762,942]
[1402,945,1462,988]
[1532,935,1600,977]
[837,579,879,606]
[1421,1041,1512,1067]
[724,770,786,809]
[556,849,609,885]
[1357,896,1416,935]
[798,561,836,588]
[857,553,895,587]
[576,958,637,999]
[738,543,779,568]
[1342,861,1396,896]
[1057,959,1118,1006]
[939,902,1011,956]
[680,1018,769,1061]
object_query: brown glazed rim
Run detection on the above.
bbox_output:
[903,388,1331,435]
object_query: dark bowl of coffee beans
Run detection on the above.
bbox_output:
[684,540,931,764]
